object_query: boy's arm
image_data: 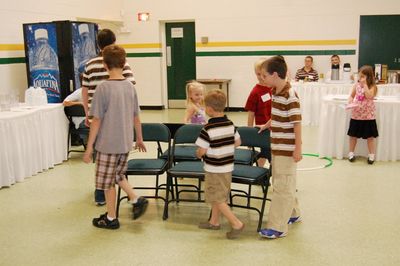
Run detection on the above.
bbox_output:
[196,147,207,159]
[134,115,147,152]
[83,117,101,163]
[247,111,255,127]
[293,122,302,162]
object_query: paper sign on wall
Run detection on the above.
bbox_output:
[171,28,183,38]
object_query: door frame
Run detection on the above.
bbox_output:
[159,19,195,109]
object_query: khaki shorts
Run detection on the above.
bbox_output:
[95,152,128,190]
[204,172,232,204]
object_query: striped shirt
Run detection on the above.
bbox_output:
[195,116,240,173]
[295,67,319,82]
[82,55,135,117]
[271,82,302,157]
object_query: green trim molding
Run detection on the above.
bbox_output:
[0,49,356,65]
[0,57,25,64]
[196,50,356,57]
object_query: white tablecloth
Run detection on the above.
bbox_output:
[0,104,69,188]
[318,95,400,161]
[292,82,400,126]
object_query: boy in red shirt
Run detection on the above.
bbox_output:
[244,58,272,166]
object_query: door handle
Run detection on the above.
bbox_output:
[166,46,172,67]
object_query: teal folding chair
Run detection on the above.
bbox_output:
[116,123,172,217]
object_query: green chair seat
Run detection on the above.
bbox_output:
[126,159,168,175]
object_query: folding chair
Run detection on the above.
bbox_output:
[116,123,172,217]
[64,105,89,158]
[162,124,204,219]
[230,126,271,231]
[234,126,270,165]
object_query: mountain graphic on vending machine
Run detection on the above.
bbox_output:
[33,72,60,93]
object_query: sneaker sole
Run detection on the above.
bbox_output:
[288,217,302,224]
[259,231,287,239]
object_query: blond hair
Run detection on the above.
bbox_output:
[185,81,205,106]
[204,89,226,112]
[254,58,267,71]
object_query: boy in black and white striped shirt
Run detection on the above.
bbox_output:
[195,89,244,239]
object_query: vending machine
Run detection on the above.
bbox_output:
[23,21,98,103]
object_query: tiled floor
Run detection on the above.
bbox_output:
[0,109,399,266]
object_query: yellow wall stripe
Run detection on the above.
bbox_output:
[0,39,356,52]
[120,43,161,49]
[0,44,24,51]
[196,39,357,47]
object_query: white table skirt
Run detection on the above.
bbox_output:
[317,95,400,161]
[0,104,68,188]
[292,82,400,126]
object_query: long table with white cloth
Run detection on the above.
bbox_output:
[292,82,400,126]
[318,95,400,162]
[0,104,68,188]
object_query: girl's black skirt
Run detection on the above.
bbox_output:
[347,119,379,139]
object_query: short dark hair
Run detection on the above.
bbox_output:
[102,44,126,70]
[262,56,287,79]
[305,55,313,62]
[97,29,116,50]
[204,89,226,112]
[331,54,340,60]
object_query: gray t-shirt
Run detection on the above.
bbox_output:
[90,79,139,154]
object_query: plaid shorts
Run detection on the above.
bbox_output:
[95,152,129,190]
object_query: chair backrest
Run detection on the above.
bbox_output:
[140,123,171,143]
[173,124,203,144]
[237,126,270,150]
[64,105,86,117]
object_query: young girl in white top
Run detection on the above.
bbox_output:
[184,81,206,124]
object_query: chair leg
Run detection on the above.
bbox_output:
[163,173,172,220]
[247,184,252,207]
[116,185,122,218]
[198,179,202,201]
[174,177,180,203]
[155,175,159,197]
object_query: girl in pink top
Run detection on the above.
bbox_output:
[347,65,379,164]
[184,81,207,124]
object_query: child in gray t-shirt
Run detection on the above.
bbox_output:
[83,44,148,229]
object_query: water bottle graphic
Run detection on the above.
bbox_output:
[29,27,61,103]
[77,24,96,74]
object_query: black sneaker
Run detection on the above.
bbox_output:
[367,158,375,165]
[133,197,149,220]
[348,155,356,162]
[92,213,120,229]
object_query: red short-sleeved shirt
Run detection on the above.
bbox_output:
[244,84,272,125]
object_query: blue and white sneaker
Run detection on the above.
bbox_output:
[288,216,301,224]
[259,228,287,239]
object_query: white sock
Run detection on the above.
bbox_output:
[349,152,354,158]
[369,154,375,160]
[107,215,115,221]
[129,196,139,205]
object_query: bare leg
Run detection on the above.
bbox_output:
[367,138,375,154]
[209,204,221,225]
[216,202,243,229]
[349,137,357,152]
[257,157,267,167]
[105,187,117,218]
[117,178,138,201]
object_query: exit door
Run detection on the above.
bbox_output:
[166,22,196,108]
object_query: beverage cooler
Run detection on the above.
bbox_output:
[23,21,99,103]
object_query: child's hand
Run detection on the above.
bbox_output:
[257,120,271,133]
[83,149,92,164]
[293,148,302,162]
[135,140,147,152]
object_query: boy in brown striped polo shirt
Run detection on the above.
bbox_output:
[258,56,302,239]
